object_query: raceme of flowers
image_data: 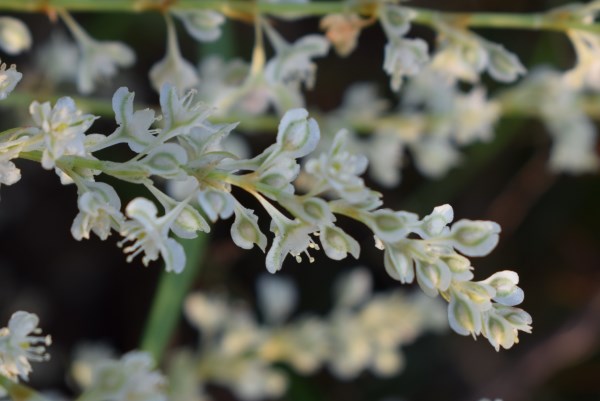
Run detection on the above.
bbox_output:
[19,2,596,187]
[0,310,166,401]
[9,1,600,399]
[175,269,447,400]
[0,60,530,351]
[67,268,446,401]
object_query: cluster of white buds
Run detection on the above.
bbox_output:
[0,311,51,383]
[179,269,446,400]
[71,351,166,401]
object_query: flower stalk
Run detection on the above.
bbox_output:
[0,1,599,35]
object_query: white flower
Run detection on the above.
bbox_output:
[256,275,298,324]
[483,304,532,351]
[383,37,429,92]
[453,88,501,144]
[85,351,166,401]
[0,61,22,100]
[264,25,330,89]
[410,136,462,178]
[485,42,526,83]
[266,215,317,273]
[430,29,488,83]
[71,181,124,241]
[119,197,187,273]
[197,188,235,222]
[150,15,199,94]
[159,84,212,140]
[29,96,98,169]
[334,267,373,309]
[172,10,225,42]
[0,158,19,188]
[0,311,51,381]
[0,17,31,55]
[34,31,79,84]
[184,293,229,336]
[305,130,372,204]
[449,219,501,257]
[565,29,600,90]
[378,4,415,38]
[94,87,158,152]
[0,145,21,190]
[60,11,135,94]
[231,203,267,252]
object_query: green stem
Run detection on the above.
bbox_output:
[139,234,208,364]
[0,1,598,34]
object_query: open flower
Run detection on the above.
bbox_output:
[119,197,187,273]
[264,23,330,90]
[305,130,372,204]
[93,87,158,152]
[0,311,51,381]
[60,10,135,94]
[0,144,22,191]
[71,181,124,241]
[0,60,22,100]
[29,96,97,169]
[383,37,429,91]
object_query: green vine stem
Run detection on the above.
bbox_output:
[4,89,600,134]
[0,1,598,34]
[139,235,208,364]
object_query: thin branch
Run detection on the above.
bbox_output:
[0,1,599,35]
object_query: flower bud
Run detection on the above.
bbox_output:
[172,10,225,42]
[143,143,187,179]
[448,292,482,337]
[415,260,451,297]
[0,17,31,55]
[171,204,210,239]
[197,189,235,222]
[379,4,415,37]
[450,219,501,256]
[486,43,526,83]
[0,62,22,100]
[481,270,524,306]
[320,225,360,260]
[231,205,267,252]
[484,312,515,351]
[276,108,320,159]
[384,245,414,284]
[365,209,418,243]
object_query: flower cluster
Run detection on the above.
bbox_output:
[176,269,446,400]
[0,69,531,349]
[0,311,51,383]
[71,350,166,401]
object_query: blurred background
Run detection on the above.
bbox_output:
[0,1,599,400]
